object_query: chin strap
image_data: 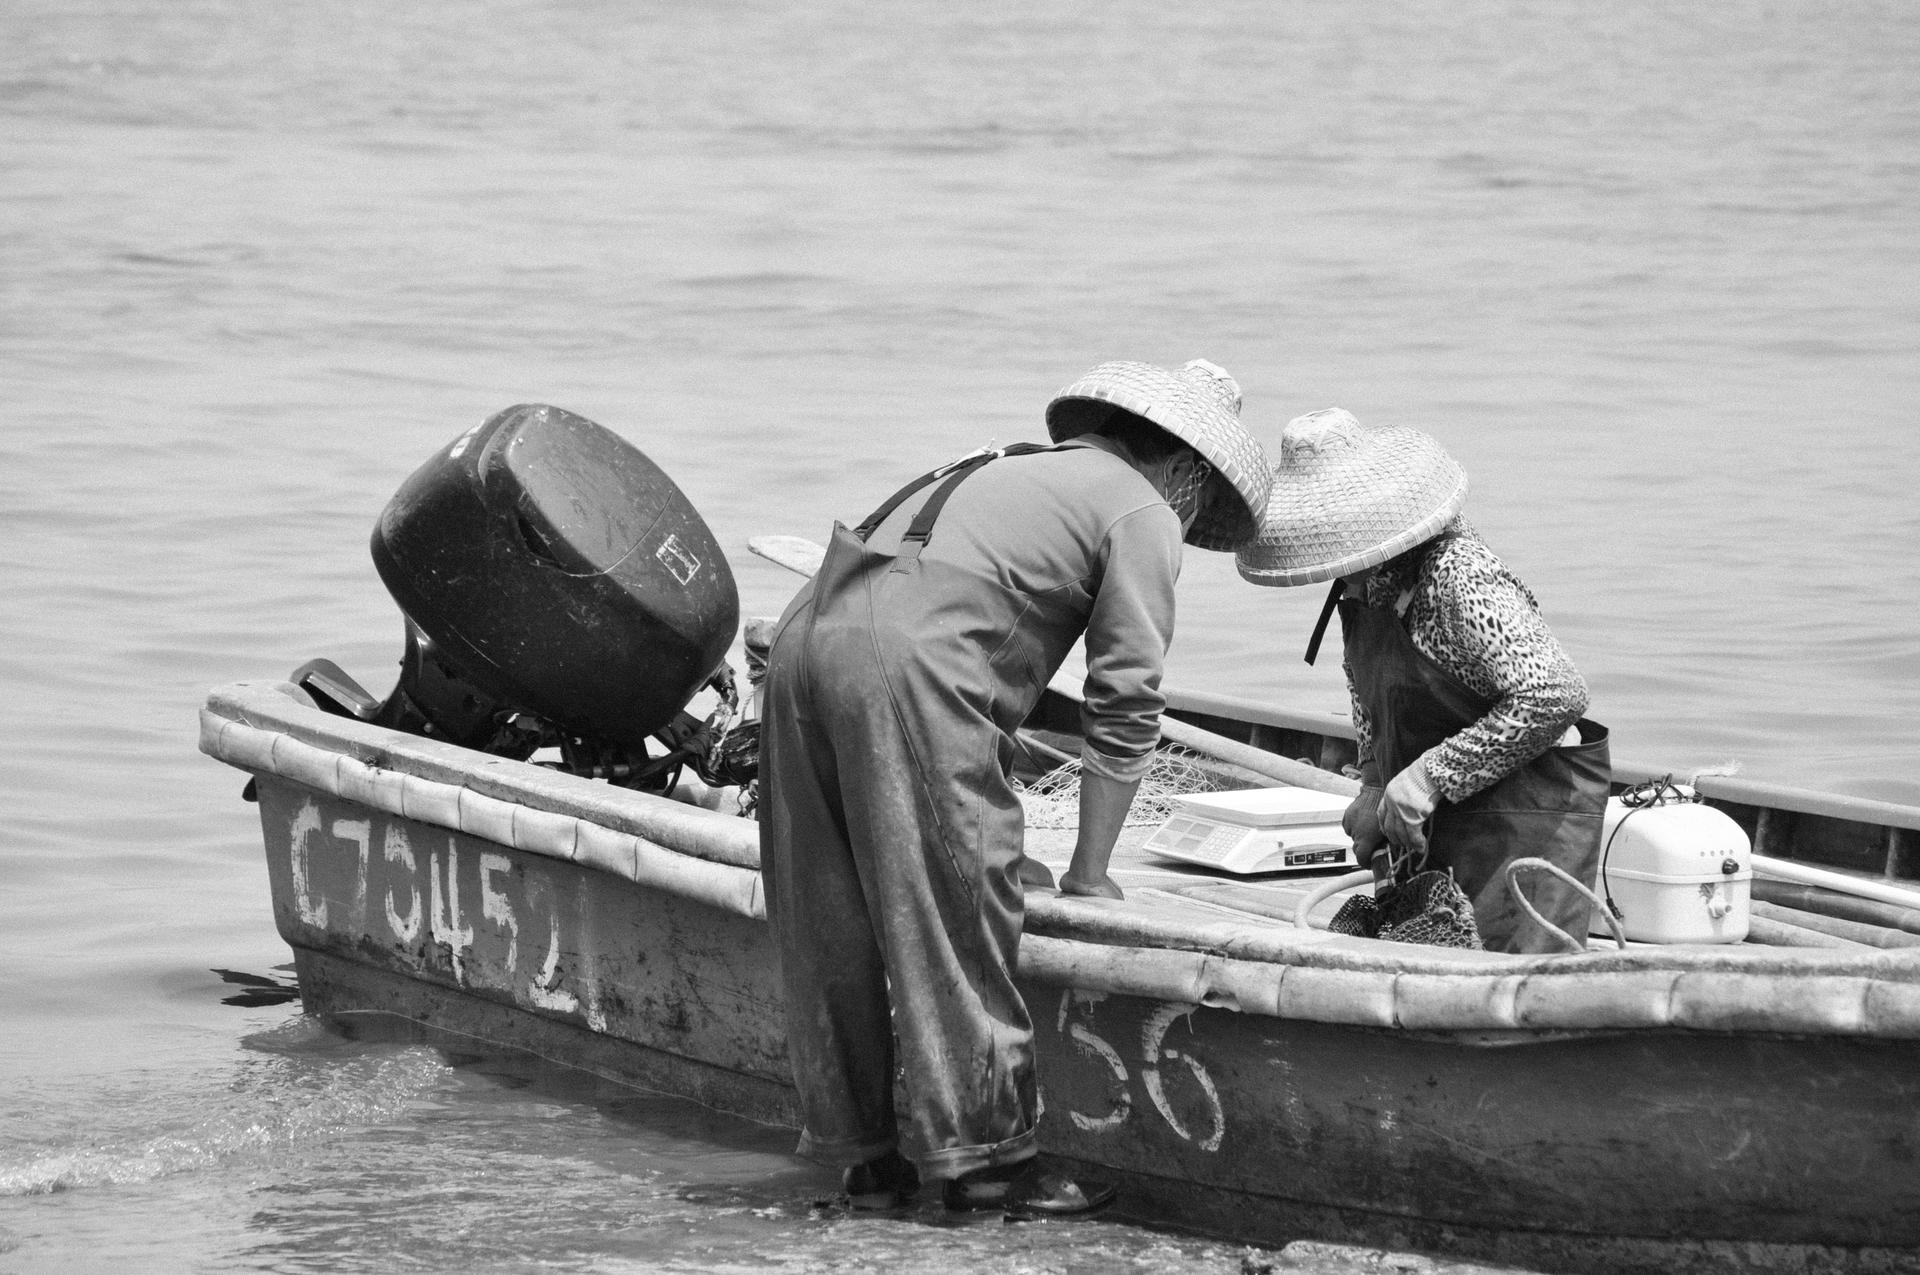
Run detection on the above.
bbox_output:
[1304,578,1344,665]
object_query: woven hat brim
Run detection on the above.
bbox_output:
[1046,362,1271,550]
[1235,425,1467,587]
[1236,478,1465,585]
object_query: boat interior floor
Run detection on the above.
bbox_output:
[1020,825,1831,955]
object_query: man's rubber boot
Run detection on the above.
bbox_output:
[843,1148,919,1210]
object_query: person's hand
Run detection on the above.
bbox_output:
[1367,847,1397,889]
[1062,769,1134,903]
[1059,870,1124,900]
[1344,786,1386,866]
[1378,763,1439,860]
[1017,857,1057,889]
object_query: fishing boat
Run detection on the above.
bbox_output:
[199,406,1920,1275]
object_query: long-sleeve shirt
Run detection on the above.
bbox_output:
[863,437,1182,783]
[1346,518,1588,801]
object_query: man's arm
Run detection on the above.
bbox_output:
[1059,770,1138,899]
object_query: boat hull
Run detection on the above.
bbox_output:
[1035,991,1920,1264]
[255,774,797,1125]
[248,768,1920,1274]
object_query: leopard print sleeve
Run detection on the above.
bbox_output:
[1402,530,1588,801]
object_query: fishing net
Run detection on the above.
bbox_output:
[1328,868,1483,949]
[1017,745,1235,830]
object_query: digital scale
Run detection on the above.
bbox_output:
[1143,786,1357,875]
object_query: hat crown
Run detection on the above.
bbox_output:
[1181,359,1242,416]
[1280,408,1362,462]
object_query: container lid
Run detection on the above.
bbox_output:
[1168,786,1351,829]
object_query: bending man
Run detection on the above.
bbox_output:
[759,360,1270,1214]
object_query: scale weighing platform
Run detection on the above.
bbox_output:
[1143,786,1357,875]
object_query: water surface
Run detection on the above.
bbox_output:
[3,1,1916,1270]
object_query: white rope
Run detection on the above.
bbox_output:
[1507,856,1628,953]
[1292,869,1375,930]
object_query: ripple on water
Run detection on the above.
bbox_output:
[0,1017,451,1198]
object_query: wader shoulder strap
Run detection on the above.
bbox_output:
[852,442,1056,558]
[1302,532,1462,665]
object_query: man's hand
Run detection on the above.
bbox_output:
[1062,768,1139,905]
[1059,869,1124,900]
[1017,858,1057,889]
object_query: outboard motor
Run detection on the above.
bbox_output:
[292,404,751,795]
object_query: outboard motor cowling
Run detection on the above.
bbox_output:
[294,404,748,795]
[368,403,738,749]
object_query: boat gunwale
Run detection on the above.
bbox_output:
[1163,686,1920,833]
[202,679,1920,1041]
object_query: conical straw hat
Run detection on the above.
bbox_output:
[1046,359,1272,551]
[1235,408,1467,587]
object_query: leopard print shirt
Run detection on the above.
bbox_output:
[1345,517,1588,801]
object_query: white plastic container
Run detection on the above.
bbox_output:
[1590,796,1752,944]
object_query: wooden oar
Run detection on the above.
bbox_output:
[748,535,825,578]
[745,534,1359,799]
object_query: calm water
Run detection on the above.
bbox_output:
[2,1,1917,1270]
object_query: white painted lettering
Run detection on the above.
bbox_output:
[1055,991,1131,1134]
[332,818,371,930]
[289,800,328,928]
[479,851,519,974]
[384,825,420,943]
[528,889,580,1016]
[1142,1003,1225,1153]
[429,837,475,983]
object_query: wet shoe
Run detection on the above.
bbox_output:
[1003,1166,1115,1219]
[842,1148,919,1210]
[942,1161,1115,1218]
[941,1161,1025,1211]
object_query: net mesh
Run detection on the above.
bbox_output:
[1327,868,1483,949]
[1017,745,1233,829]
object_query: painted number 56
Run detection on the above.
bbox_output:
[1053,990,1226,1153]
